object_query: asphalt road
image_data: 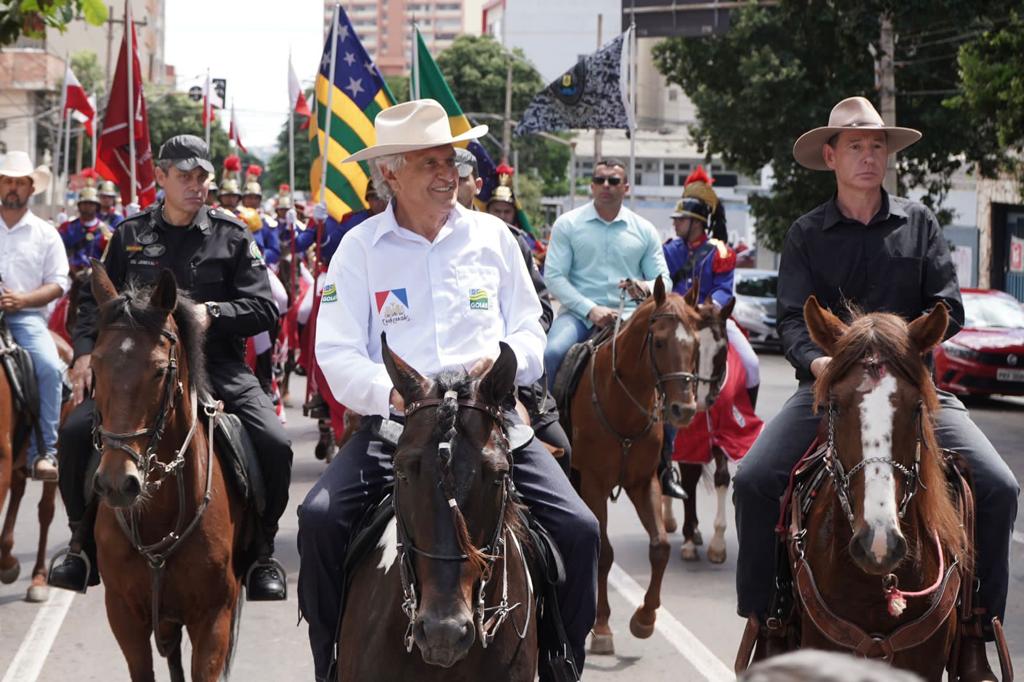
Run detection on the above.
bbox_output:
[1,353,1021,681]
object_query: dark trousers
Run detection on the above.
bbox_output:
[297,412,599,682]
[534,418,573,477]
[733,383,1019,624]
[57,362,293,547]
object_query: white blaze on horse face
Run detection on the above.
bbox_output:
[119,338,134,354]
[695,328,723,407]
[857,372,899,562]
[377,517,399,574]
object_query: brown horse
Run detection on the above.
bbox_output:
[0,273,87,602]
[662,298,735,563]
[89,263,247,682]
[789,297,968,679]
[338,340,537,680]
[570,276,701,655]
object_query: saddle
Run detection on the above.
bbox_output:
[551,325,613,438]
[0,314,42,459]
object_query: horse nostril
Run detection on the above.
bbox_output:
[120,474,142,500]
[92,473,107,497]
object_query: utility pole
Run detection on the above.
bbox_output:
[593,13,604,162]
[878,12,897,194]
[502,59,512,163]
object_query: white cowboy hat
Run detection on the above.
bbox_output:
[343,99,488,164]
[0,151,52,195]
[793,96,922,171]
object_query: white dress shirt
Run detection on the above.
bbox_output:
[315,201,545,417]
[0,209,70,314]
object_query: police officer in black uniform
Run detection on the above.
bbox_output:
[49,135,292,601]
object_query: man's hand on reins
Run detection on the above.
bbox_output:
[619,278,650,301]
[588,305,618,329]
[71,354,92,406]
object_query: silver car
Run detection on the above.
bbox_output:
[732,268,780,349]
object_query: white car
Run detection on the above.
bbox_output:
[732,269,780,349]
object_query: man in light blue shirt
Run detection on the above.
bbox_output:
[543,158,671,385]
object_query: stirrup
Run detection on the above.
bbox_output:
[47,547,91,594]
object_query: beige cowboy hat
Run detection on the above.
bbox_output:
[0,151,52,195]
[793,96,922,171]
[343,99,487,164]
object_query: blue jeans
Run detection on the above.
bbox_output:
[544,313,591,391]
[6,311,63,465]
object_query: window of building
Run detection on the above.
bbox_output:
[663,161,691,186]
[713,173,738,187]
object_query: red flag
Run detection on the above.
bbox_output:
[202,73,223,127]
[288,59,312,130]
[95,8,156,208]
[229,103,247,153]
[63,64,95,128]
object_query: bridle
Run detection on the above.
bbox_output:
[823,394,924,532]
[395,390,531,653]
[90,320,220,658]
[590,291,699,494]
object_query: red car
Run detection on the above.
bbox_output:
[933,289,1024,396]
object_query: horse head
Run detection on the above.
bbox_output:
[804,295,952,575]
[694,293,735,410]
[89,261,206,509]
[382,334,520,668]
[645,276,702,426]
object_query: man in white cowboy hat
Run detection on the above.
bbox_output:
[732,96,1018,678]
[0,151,70,482]
[298,99,599,681]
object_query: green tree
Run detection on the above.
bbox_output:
[264,114,314,197]
[435,35,570,196]
[0,0,106,46]
[946,11,1024,182]
[652,0,1008,251]
[70,51,105,97]
[384,74,409,103]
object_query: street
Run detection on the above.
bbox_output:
[1,352,1022,681]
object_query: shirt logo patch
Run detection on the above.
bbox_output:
[143,244,166,257]
[321,283,338,303]
[374,288,410,327]
[468,288,490,310]
[249,241,263,261]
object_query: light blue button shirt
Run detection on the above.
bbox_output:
[544,201,671,326]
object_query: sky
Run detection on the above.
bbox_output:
[163,0,329,155]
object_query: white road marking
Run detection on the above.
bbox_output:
[607,563,734,682]
[1,588,75,682]
[1013,531,1024,546]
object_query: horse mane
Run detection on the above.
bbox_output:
[813,309,968,566]
[423,370,526,573]
[97,281,211,398]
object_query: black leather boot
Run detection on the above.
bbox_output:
[48,521,99,593]
[245,534,287,601]
[658,448,688,500]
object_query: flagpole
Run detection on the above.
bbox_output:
[204,68,212,150]
[63,109,72,187]
[628,23,637,209]
[410,24,419,99]
[288,51,295,197]
[126,1,137,206]
[91,96,98,167]
[318,3,339,212]
[51,56,69,217]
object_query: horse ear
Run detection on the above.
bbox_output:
[684,275,700,308]
[908,303,949,355]
[719,295,736,320]
[380,332,430,403]
[149,269,178,313]
[653,276,666,306]
[89,258,118,305]
[803,295,847,356]
[478,342,518,407]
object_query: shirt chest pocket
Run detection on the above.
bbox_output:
[192,262,227,300]
[455,264,500,316]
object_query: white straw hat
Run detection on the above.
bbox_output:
[0,151,52,195]
[343,99,487,164]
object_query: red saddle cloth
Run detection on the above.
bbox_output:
[672,344,764,465]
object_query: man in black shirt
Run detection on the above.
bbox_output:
[733,97,1018,676]
[49,135,292,601]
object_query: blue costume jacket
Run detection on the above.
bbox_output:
[252,217,281,266]
[59,218,113,270]
[98,210,124,230]
[662,234,737,308]
[292,211,370,266]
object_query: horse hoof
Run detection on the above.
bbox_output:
[590,632,615,655]
[629,611,656,639]
[0,559,20,584]
[692,529,704,546]
[664,517,678,534]
[26,583,49,603]
[707,540,727,564]
[680,542,699,562]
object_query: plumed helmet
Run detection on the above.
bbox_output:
[220,154,242,196]
[98,180,118,196]
[243,164,263,197]
[77,186,101,205]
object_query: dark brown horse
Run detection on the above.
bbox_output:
[662,297,735,563]
[89,263,246,682]
[338,339,537,680]
[570,277,701,655]
[789,297,968,679]
[0,272,87,602]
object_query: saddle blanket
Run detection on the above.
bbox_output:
[673,344,763,464]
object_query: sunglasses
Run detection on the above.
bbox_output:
[591,175,623,186]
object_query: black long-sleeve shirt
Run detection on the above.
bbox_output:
[776,191,964,381]
[73,203,279,366]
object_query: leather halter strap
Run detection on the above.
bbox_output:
[404,397,503,422]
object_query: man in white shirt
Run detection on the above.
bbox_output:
[298,100,599,682]
[0,152,69,481]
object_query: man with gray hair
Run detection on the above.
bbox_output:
[299,99,599,681]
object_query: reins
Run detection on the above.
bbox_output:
[395,391,532,653]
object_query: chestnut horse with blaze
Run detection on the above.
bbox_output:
[88,263,247,682]
[570,277,701,655]
[771,298,970,679]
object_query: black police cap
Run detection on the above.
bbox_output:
[158,135,215,174]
